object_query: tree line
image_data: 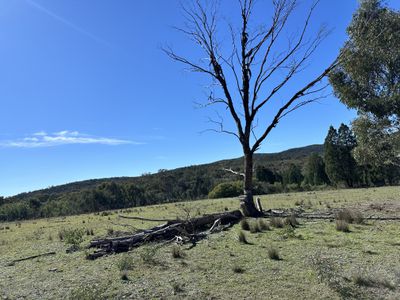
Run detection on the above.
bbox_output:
[1,125,398,221]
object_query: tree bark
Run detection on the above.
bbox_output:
[240,151,263,217]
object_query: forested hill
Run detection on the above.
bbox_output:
[0,144,323,221]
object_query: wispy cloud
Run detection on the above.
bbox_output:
[0,131,140,148]
[25,0,112,48]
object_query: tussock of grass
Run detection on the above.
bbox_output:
[171,245,185,259]
[336,209,364,224]
[270,217,284,228]
[117,254,135,271]
[238,230,248,244]
[285,213,299,227]
[120,270,129,281]
[232,265,245,273]
[257,219,270,231]
[240,219,250,231]
[353,274,395,290]
[336,220,350,232]
[268,247,281,260]
[249,221,261,233]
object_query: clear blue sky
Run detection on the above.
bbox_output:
[1,0,399,197]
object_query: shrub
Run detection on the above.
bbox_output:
[268,247,280,260]
[59,228,85,246]
[270,217,284,228]
[240,219,250,231]
[208,181,242,199]
[336,220,350,232]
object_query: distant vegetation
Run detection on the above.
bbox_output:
[0,141,399,221]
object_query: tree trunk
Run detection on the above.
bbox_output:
[240,151,263,217]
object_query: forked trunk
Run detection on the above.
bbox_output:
[240,152,263,217]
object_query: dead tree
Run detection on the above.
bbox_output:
[165,0,338,217]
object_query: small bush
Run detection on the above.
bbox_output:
[240,219,250,231]
[59,228,85,246]
[268,247,280,260]
[238,231,248,244]
[270,217,284,228]
[171,245,185,259]
[336,220,350,232]
[208,181,242,199]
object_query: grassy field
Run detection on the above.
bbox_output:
[0,186,399,299]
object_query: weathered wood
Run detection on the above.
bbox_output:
[86,210,243,259]
[7,251,56,266]
[118,215,177,222]
[255,197,263,213]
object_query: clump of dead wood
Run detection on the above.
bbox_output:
[86,210,242,260]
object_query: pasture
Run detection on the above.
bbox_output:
[0,186,399,299]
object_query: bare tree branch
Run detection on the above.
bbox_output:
[222,168,245,177]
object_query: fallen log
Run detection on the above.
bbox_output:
[86,210,242,260]
[7,251,56,266]
[118,215,177,222]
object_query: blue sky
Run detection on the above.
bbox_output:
[1,0,399,197]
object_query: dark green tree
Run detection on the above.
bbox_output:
[324,124,358,187]
[329,0,400,178]
[304,153,329,186]
[282,164,304,186]
[329,0,400,118]
[255,166,275,184]
[324,126,340,184]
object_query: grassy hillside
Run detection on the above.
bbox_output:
[1,186,399,299]
[0,144,324,221]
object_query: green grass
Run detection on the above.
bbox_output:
[0,186,399,299]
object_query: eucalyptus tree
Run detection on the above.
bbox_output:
[329,0,400,172]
